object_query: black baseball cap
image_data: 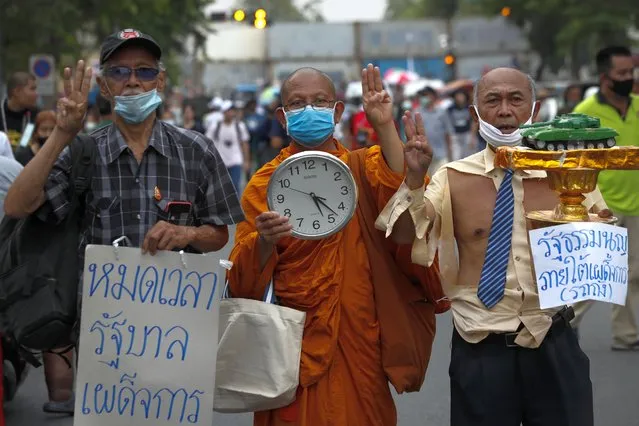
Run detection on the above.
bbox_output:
[99,29,162,65]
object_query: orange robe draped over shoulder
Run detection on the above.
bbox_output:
[227,141,405,426]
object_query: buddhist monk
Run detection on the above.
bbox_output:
[226,65,441,426]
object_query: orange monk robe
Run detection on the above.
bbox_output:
[228,141,406,426]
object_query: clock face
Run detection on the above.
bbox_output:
[267,151,358,240]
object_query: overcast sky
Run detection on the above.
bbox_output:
[209,0,387,22]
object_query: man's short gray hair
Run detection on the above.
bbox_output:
[472,73,537,105]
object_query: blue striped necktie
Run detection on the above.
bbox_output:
[477,169,515,309]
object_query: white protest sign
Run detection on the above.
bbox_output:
[74,245,221,426]
[529,222,629,309]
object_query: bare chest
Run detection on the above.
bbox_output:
[449,170,559,242]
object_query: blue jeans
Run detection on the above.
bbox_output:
[227,165,242,194]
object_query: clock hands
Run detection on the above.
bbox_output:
[288,186,339,218]
[289,186,324,216]
[311,195,324,217]
[316,197,338,216]
[288,187,313,197]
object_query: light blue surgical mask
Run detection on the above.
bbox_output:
[285,105,336,148]
[114,89,163,124]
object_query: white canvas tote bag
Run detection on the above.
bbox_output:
[214,263,306,413]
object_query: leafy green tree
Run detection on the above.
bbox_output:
[385,0,638,79]
[473,0,637,79]
[0,0,212,85]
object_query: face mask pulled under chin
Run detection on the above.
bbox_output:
[474,105,534,148]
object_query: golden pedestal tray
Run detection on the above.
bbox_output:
[494,147,639,229]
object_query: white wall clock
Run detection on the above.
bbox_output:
[266,151,358,240]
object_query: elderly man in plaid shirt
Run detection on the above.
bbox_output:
[5,28,243,252]
[3,31,244,413]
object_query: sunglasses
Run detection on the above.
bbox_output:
[103,66,160,82]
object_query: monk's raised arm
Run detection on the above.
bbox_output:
[361,64,404,173]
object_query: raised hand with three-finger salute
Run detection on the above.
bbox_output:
[3,59,93,218]
[403,111,434,190]
[56,60,93,138]
[360,63,404,173]
[361,64,394,127]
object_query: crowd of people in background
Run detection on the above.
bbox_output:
[4,63,635,196]
[1,57,639,198]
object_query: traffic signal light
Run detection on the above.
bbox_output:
[501,6,512,17]
[444,52,457,81]
[233,9,246,22]
[254,8,267,29]
[227,8,269,28]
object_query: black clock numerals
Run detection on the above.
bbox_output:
[278,178,291,189]
[275,157,353,236]
[288,166,300,176]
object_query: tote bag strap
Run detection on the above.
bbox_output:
[222,279,277,304]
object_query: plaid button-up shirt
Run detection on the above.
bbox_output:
[37,121,244,267]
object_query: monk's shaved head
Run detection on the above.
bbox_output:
[280,67,336,103]
[473,67,536,105]
[274,66,345,150]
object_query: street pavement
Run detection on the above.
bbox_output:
[4,226,639,426]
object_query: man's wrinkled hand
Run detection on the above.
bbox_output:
[403,111,433,189]
[142,221,194,255]
[598,209,613,219]
[56,60,93,137]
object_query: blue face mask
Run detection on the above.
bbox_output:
[285,106,336,148]
[114,89,163,124]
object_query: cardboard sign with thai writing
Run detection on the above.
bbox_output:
[74,245,221,426]
[529,222,628,309]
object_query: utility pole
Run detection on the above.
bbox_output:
[0,23,4,99]
[445,18,456,81]
[444,0,458,81]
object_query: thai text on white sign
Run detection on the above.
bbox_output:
[74,245,221,426]
[529,222,628,309]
